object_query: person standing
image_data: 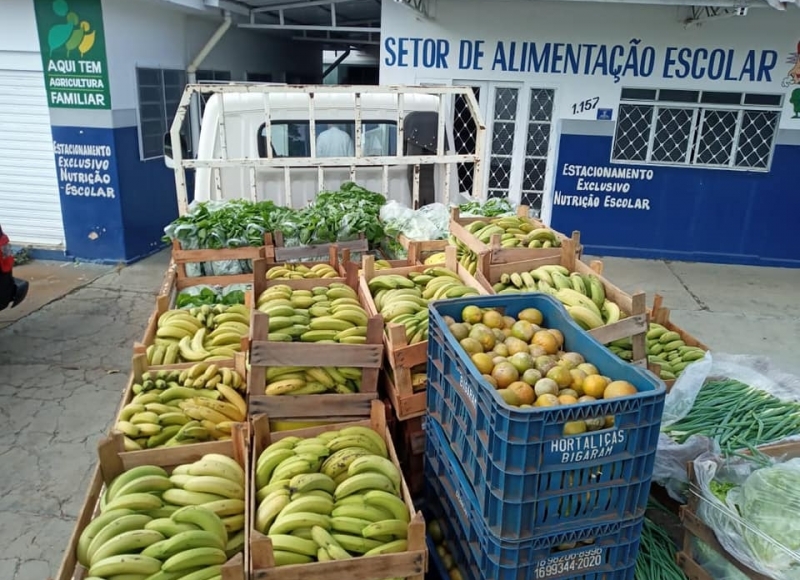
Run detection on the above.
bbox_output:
[316,124,354,157]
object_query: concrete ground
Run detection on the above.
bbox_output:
[0,250,797,579]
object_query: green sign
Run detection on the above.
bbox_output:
[33,0,111,109]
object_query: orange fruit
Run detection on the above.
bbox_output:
[549,329,564,348]
[582,375,609,398]
[462,305,483,324]
[498,388,521,406]
[578,395,597,403]
[482,310,505,329]
[518,308,543,325]
[492,362,519,389]
[558,394,579,405]
[532,330,558,355]
[471,353,494,375]
[508,381,535,405]
[563,420,587,435]
[535,393,559,407]
[547,366,572,388]
[604,380,638,399]
[569,369,587,394]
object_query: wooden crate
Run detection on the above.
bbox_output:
[249,399,427,580]
[172,238,264,290]
[265,231,369,263]
[247,311,385,421]
[648,293,711,389]
[449,205,581,271]
[55,423,249,580]
[135,293,252,367]
[357,247,489,421]
[677,442,800,580]
[111,352,249,458]
[397,235,449,265]
[474,239,649,366]
[254,251,350,293]
[394,416,425,498]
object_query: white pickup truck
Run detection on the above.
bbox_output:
[165,85,486,214]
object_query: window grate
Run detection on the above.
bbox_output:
[136,67,187,160]
[612,88,781,172]
[521,88,554,215]
[487,87,519,199]
[452,87,480,198]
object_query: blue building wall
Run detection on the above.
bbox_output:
[551,128,800,268]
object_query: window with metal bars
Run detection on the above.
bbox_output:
[611,88,782,171]
[136,67,187,160]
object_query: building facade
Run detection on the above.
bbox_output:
[381,0,800,266]
[2,0,320,262]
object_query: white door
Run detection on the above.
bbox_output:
[0,69,64,247]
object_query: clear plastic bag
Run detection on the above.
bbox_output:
[655,352,800,501]
[695,453,800,579]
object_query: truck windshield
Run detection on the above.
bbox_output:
[258,121,397,158]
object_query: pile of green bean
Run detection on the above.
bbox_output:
[663,379,800,454]
[635,516,687,580]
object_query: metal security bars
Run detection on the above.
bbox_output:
[168,84,486,215]
[521,88,554,213]
[612,88,782,172]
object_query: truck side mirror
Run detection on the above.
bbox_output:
[164,132,189,168]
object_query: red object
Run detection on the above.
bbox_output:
[0,233,13,273]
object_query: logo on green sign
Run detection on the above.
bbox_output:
[34,0,111,109]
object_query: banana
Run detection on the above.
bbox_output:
[339,426,388,457]
[175,567,224,580]
[142,529,225,559]
[321,447,373,480]
[101,493,162,514]
[255,491,291,534]
[327,434,385,457]
[279,495,334,517]
[157,412,190,427]
[89,529,165,566]
[271,458,315,484]
[274,550,314,566]
[256,479,291,503]
[162,547,227,572]
[332,533,385,554]
[161,489,224,507]
[269,512,332,535]
[200,498,246,517]
[311,525,352,560]
[566,305,605,330]
[602,300,622,324]
[181,404,230,425]
[113,474,174,498]
[114,420,140,438]
[334,473,396,500]
[256,449,296,488]
[77,509,135,566]
[347,456,400,493]
[189,398,244,422]
[144,518,198,538]
[266,378,307,396]
[362,519,408,540]
[330,516,371,536]
[268,533,320,557]
[290,473,336,495]
[88,554,162,578]
[188,458,244,485]
[160,386,221,403]
[587,275,606,309]
[171,506,228,547]
[86,514,154,565]
[226,530,245,558]
[364,539,408,556]
[215,383,247,418]
[363,490,410,523]
[331,504,393,523]
[183,475,245,500]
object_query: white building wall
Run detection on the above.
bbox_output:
[2,0,47,71]
[381,0,800,129]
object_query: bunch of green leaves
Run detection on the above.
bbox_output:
[458,197,515,217]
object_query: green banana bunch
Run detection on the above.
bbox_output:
[77,454,246,577]
[266,263,340,280]
[116,363,246,451]
[463,216,561,248]
[368,267,481,345]
[264,366,363,396]
[256,283,371,345]
[150,304,251,365]
[490,265,621,330]
[610,323,706,380]
[255,427,411,566]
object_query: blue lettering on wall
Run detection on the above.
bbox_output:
[384,36,779,83]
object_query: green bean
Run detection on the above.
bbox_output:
[635,516,687,580]
[663,379,800,455]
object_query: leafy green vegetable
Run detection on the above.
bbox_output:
[458,197,515,217]
[709,480,736,504]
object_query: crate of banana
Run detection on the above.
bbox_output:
[248,400,426,579]
[475,241,649,365]
[247,311,384,421]
[608,323,707,383]
[114,358,248,453]
[448,206,579,276]
[141,303,251,366]
[57,428,248,580]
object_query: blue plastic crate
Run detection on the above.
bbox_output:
[424,485,480,580]
[427,294,666,540]
[426,419,643,580]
